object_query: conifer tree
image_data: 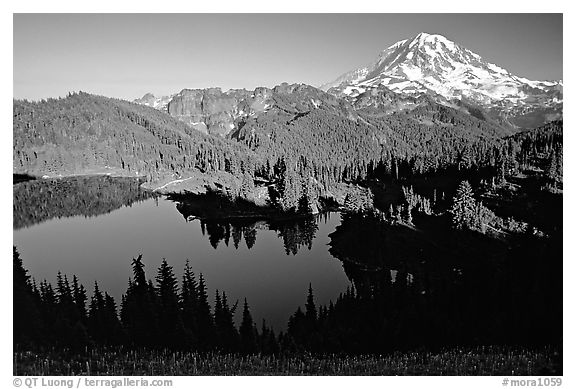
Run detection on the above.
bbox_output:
[451,180,475,229]
[180,259,198,346]
[88,281,106,343]
[305,283,317,323]
[72,275,88,323]
[155,259,185,348]
[219,292,239,351]
[239,298,257,354]
[120,255,159,347]
[195,273,214,349]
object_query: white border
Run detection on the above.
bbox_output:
[3,4,573,388]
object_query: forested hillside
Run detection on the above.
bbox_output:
[13,92,256,183]
[233,86,522,210]
[361,101,513,176]
[13,87,561,213]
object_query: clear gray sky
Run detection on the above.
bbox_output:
[13,14,563,101]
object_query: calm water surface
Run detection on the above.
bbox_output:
[12,176,563,349]
[13,178,351,330]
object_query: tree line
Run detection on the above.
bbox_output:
[14,248,281,354]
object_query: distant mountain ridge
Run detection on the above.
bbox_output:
[135,33,561,131]
[133,93,174,112]
[134,83,356,138]
[320,32,562,128]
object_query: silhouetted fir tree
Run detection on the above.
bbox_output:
[30,278,43,313]
[267,328,279,355]
[103,292,124,345]
[155,259,185,348]
[213,290,225,350]
[88,281,105,343]
[305,283,317,324]
[13,247,42,347]
[239,298,257,354]
[180,259,199,347]
[195,273,214,350]
[258,319,280,355]
[56,272,67,303]
[87,281,123,346]
[132,254,146,287]
[53,272,79,346]
[287,306,306,345]
[318,305,328,324]
[259,320,274,355]
[64,275,81,323]
[120,255,159,347]
[71,275,88,323]
[38,280,58,344]
[214,291,239,351]
[214,290,223,320]
[53,274,88,349]
[328,300,335,317]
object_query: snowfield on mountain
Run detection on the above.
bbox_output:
[321,32,562,128]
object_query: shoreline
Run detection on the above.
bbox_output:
[13,173,342,223]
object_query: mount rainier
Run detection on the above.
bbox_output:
[320,32,562,128]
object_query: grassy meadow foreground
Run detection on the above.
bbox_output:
[14,346,560,376]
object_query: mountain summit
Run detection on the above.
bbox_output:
[321,32,562,128]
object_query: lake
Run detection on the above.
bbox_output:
[13,175,562,348]
[13,176,351,331]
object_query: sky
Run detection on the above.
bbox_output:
[13,13,563,101]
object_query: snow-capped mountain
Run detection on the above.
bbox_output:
[321,32,562,128]
[133,93,174,112]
